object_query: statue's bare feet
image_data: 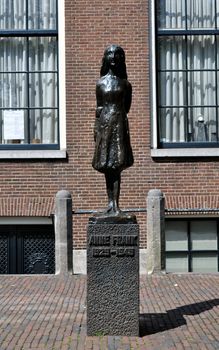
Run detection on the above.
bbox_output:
[102,201,122,216]
[103,201,114,215]
[90,201,137,223]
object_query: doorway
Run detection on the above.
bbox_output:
[0,224,55,274]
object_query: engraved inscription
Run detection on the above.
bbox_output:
[89,235,110,246]
[89,235,138,247]
[92,248,135,257]
[110,250,117,255]
[92,248,111,257]
[116,248,135,257]
[113,235,138,246]
[89,234,138,257]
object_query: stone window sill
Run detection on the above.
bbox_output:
[0,150,67,159]
[151,148,219,158]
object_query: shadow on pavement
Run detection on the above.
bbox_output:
[139,298,219,337]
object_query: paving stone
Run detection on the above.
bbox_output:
[0,274,218,349]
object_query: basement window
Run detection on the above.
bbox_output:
[165,219,219,273]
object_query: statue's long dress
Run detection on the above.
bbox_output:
[92,75,134,173]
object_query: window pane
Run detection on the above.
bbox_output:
[0,1,58,148]
[0,0,26,30]
[165,221,188,251]
[159,107,218,143]
[29,109,58,144]
[159,72,186,106]
[158,37,186,70]
[217,0,219,28]
[0,38,27,72]
[29,37,57,72]
[187,0,215,29]
[187,36,215,70]
[29,73,57,108]
[191,221,217,250]
[0,73,27,108]
[159,108,186,142]
[188,107,217,142]
[217,36,219,67]
[157,0,186,29]
[166,253,188,273]
[188,72,216,106]
[0,109,28,144]
[192,253,218,273]
[28,0,57,29]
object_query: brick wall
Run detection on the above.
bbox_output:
[63,0,219,247]
[65,0,149,248]
[1,0,219,249]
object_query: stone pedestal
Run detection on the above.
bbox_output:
[87,221,139,336]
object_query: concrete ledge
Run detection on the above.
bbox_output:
[73,250,87,274]
[139,249,147,274]
[73,249,147,275]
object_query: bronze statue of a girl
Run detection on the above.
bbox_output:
[92,45,135,221]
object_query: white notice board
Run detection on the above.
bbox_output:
[3,110,25,140]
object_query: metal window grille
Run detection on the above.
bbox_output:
[0,225,55,274]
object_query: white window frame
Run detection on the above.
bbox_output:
[0,0,66,160]
[150,0,219,158]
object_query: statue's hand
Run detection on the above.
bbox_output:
[96,107,103,118]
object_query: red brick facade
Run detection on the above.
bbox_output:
[65,0,149,248]
[1,1,219,249]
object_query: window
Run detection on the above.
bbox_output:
[153,0,219,150]
[165,219,219,273]
[0,0,59,150]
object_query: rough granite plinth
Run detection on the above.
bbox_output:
[87,222,139,336]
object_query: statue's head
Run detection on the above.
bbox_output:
[100,45,127,79]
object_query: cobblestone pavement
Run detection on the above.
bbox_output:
[0,274,218,349]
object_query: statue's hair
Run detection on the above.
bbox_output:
[100,45,127,79]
